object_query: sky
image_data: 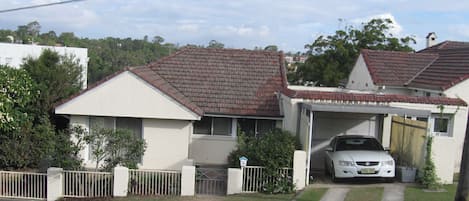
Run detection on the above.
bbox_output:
[1,0,469,52]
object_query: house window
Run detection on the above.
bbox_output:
[193,116,232,136]
[238,118,276,137]
[88,116,142,160]
[432,115,452,137]
[116,117,142,138]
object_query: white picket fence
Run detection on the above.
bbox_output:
[128,169,181,196]
[241,166,293,193]
[63,170,113,198]
[0,170,47,200]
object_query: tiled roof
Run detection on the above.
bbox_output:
[147,48,286,117]
[408,48,469,90]
[282,88,466,106]
[362,43,469,90]
[418,41,469,53]
[129,66,204,115]
[361,49,438,86]
[56,48,286,117]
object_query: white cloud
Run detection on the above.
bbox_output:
[351,13,403,36]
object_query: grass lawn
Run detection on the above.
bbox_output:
[405,184,457,201]
[344,187,383,201]
[296,188,328,201]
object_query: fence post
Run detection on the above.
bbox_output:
[227,168,243,195]
[293,150,307,190]
[47,167,63,201]
[181,165,195,196]
[113,166,129,197]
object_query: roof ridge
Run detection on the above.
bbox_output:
[278,51,288,88]
[404,54,440,86]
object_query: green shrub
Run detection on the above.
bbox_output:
[421,136,441,190]
[227,128,296,193]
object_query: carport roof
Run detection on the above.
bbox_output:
[301,103,431,117]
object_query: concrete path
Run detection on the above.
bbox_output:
[319,187,350,201]
[382,184,405,201]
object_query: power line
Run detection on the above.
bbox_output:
[0,0,86,13]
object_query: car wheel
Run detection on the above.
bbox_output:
[330,163,337,183]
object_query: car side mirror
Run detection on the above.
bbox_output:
[325,147,333,152]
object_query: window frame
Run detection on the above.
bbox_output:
[193,116,234,136]
[238,118,276,137]
[431,115,452,137]
[87,116,143,162]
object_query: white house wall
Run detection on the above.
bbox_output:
[56,71,199,120]
[346,55,377,90]
[0,43,88,88]
[69,115,192,170]
[445,78,469,103]
[280,94,301,134]
[390,102,468,183]
[141,119,192,170]
[189,135,237,165]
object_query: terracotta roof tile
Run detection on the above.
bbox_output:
[361,49,438,86]
[408,48,469,90]
[282,88,466,106]
[418,41,469,53]
[147,48,286,117]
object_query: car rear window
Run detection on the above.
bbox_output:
[335,138,384,151]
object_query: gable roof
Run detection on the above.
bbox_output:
[55,67,204,116]
[360,42,469,91]
[282,88,466,106]
[56,48,286,118]
[361,49,438,86]
[147,48,286,117]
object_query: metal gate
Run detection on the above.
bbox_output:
[195,168,227,195]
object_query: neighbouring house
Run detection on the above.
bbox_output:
[55,45,468,184]
[341,34,469,183]
[0,42,88,88]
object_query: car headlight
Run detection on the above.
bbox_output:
[382,160,394,166]
[338,160,354,166]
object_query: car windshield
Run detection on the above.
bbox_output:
[335,138,384,151]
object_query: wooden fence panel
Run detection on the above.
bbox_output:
[390,116,427,169]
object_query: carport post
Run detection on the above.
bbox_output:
[306,110,314,184]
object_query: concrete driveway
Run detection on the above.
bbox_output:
[310,171,410,201]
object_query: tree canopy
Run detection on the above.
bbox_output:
[290,18,416,86]
[22,49,83,115]
[0,21,178,84]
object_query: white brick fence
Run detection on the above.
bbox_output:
[0,150,307,200]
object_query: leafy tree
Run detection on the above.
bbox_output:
[292,18,416,86]
[85,127,146,171]
[0,66,56,169]
[0,66,38,132]
[207,40,225,48]
[22,49,83,116]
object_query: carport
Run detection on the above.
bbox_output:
[298,103,431,178]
